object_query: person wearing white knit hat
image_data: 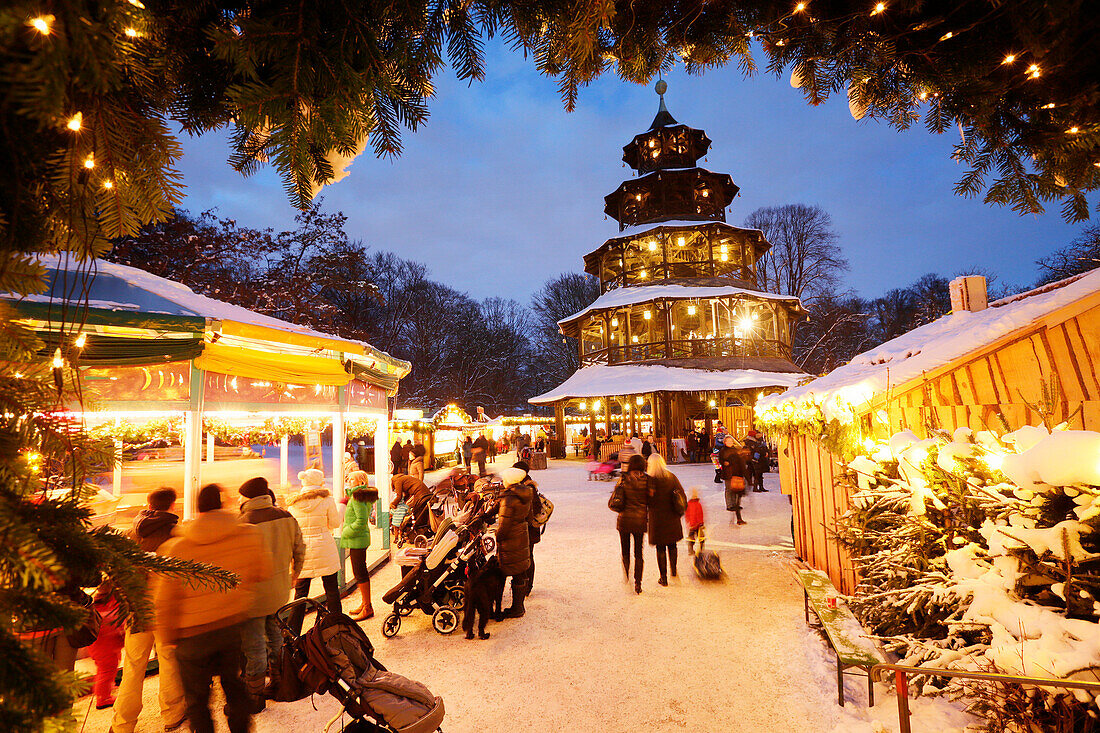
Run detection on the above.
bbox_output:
[495,467,533,618]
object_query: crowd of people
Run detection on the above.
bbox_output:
[87,437,551,733]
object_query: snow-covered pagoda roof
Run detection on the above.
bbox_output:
[6,254,410,384]
[529,364,807,404]
[757,267,1100,420]
[558,283,803,330]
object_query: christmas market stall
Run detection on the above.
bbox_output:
[6,255,410,527]
[756,270,1100,595]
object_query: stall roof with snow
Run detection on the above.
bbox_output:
[758,268,1100,434]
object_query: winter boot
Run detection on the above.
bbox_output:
[736,510,746,525]
[350,583,374,621]
[244,674,266,714]
[503,578,528,618]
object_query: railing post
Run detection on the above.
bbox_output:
[895,670,912,733]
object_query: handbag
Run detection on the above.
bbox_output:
[607,484,626,512]
[265,639,311,702]
[65,590,101,649]
[671,488,687,516]
[727,476,746,491]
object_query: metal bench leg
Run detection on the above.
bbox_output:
[837,657,845,706]
[867,667,874,706]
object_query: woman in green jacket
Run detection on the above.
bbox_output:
[341,471,377,621]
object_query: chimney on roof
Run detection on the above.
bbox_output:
[950,275,988,313]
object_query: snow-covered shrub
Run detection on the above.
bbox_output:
[833,427,1100,730]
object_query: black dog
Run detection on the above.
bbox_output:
[462,555,505,640]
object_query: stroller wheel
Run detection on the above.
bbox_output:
[413,534,429,549]
[395,599,415,617]
[482,536,496,554]
[446,586,466,608]
[432,606,459,635]
[381,613,401,638]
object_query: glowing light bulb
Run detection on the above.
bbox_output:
[677,236,685,246]
[635,194,642,201]
[636,396,643,406]
[66,112,82,131]
[74,333,86,348]
[1068,127,1080,134]
[985,453,1003,471]
[103,179,114,189]
[593,400,601,411]
[639,270,647,279]
[648,240,657,251]
[720,253,728,262]
[52,348,63,369]
[871,2,885,15]
[579,402,587,411]
[701,189,709,197]
[83,154,94,169]
[863,438,875,453]
[643,310,651,320]
[708,400,716,408]
[795,2,806,10]
[632,335,639,343]
[31,15,53,34]
[918,91,928,100]
[125,27,138,37]
[720,244,728,253]
[738,318,753,332]
[1002,54,1016,64]
[939,31,953,41]
[648,140,656,148]
[687,305,696,316]
[611,318,618,327]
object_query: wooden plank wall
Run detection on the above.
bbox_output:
[874,301,1100,438]
[717,405,754,437]
[782,297,1100,593]
[786,434,858,593]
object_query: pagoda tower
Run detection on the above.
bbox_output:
[530,82,808,447]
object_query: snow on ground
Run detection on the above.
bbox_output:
[75,458,975,732]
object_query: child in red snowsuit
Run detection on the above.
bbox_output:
[87,582,125,709]
[684,487,706,555]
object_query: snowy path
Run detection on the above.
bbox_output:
[75,458,972,732]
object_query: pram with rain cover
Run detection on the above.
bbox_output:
[273,599,445,733]
[381,500,495,638]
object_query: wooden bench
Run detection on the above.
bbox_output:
[795,568,884,707]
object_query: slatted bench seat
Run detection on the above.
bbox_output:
[796,568,885,707]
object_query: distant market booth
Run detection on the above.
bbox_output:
[7,255,410,520]
[756,271,1100,593]
[530,84,807,456]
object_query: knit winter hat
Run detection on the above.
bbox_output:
[501,467,526,486]
[512,460,530,475]
[298,468,325,487]
[239,476,269,499]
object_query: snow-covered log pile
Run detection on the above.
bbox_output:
[834,426,1100,730]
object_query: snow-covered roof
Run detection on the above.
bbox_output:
[529,364,807,404]
[758,268,1100,416]
[9,254,409,375]
[559,283,802,328]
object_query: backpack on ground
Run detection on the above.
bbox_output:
[694,550,723,580]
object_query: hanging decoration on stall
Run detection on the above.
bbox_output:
[88,416,183,445]
[432,403,472,427]
[345,417,379,439]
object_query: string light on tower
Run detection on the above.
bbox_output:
[871,2,885,16]
[124,27,139,37]
[1027,64,1040,78]
[66,112,82,131]
[1003,54,1016,64]
[103,180,114,189]
[795,2,806,11]
[74,333,87,348]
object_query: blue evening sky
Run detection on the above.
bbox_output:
[176,42,1082,304]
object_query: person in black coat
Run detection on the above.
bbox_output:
[390,441,405,475]
[513,460,542,592]
[646,453,686,586]
[743,436,763,493]
[718,435,747,524]
[611,454,650,594]
[496,467,532,617]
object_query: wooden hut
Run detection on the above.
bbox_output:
[757,270,1100,593]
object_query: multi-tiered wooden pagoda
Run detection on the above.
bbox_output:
[530,83,807,449]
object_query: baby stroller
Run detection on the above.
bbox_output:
[587,460,619,481]
[273,599,445,733]
[381,506,494,638]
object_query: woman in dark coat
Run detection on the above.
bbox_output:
[612,454,650,594]
[646,453,686,585]
[496,467,532,617]
[390,440,405,475]
[719,435,748,525]
[513,460,541,590]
